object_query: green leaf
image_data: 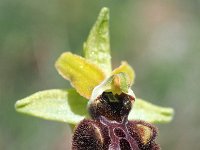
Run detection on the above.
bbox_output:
[112,61,136,85]
[129,98,174,123]
[15,89,88,124]
[83,7,112,76]
[55,52,106,99]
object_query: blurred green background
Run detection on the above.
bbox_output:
[1,0,200,149]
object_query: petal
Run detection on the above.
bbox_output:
[55,52,106,99]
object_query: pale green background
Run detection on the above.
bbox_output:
[1,0,200,149]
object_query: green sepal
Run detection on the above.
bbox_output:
[15,89,88,124]
[83,7,112,76]
[129,98,174,123]
[15,89,174,124]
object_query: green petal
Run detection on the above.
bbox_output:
[83,7,112,76]
[55,52,105,99]
[15,89,88,124]
[112,61,135,85]
[129,98,174,123]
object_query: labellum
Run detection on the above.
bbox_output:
[72,73,160,150]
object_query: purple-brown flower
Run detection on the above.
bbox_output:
[72,74,160,150]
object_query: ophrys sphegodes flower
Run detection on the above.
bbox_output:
[72,73,160,150]
[15,7,173,150]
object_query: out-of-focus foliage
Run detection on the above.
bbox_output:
[1,0,200,150]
